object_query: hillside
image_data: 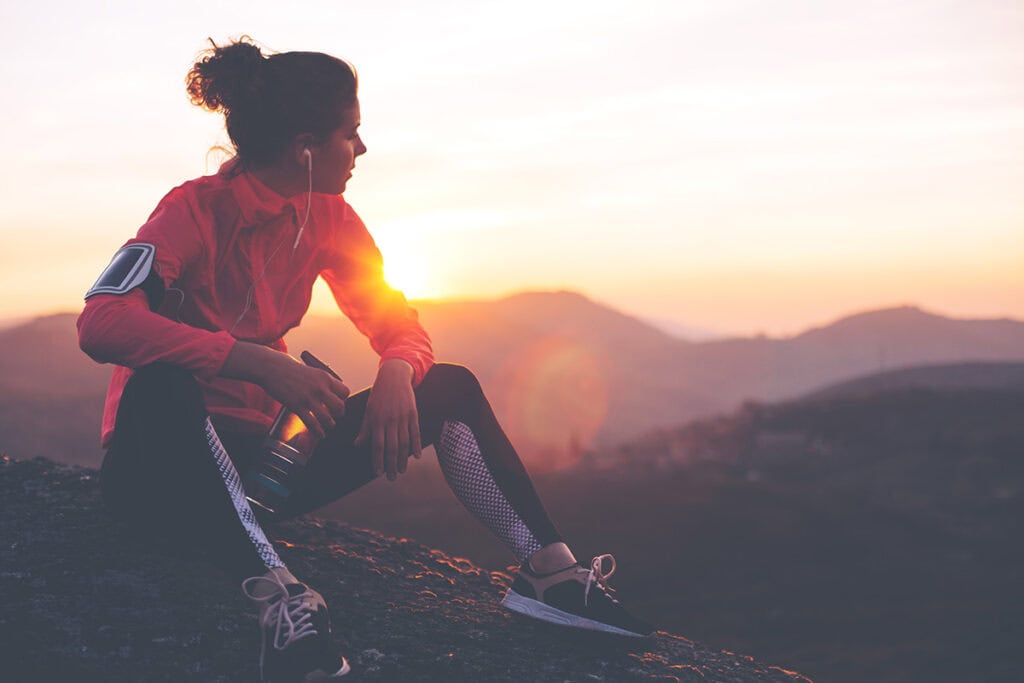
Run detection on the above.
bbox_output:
[801,361,1024,401]
[317,375,1024,683]
[675,306,1024,406]
[0,455,811,683]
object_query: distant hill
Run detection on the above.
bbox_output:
[5,294,1024,469]
[0,314,109,468]
[0,312,112,396]
[638,315,724,341]
[801,361,1024,401]
[609,359,1024,472]
[675,305,1024,409]
[289,291,699,468]
[0,315,33,332]
[295,296,1024,462]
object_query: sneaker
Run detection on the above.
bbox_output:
[502,554,654,637]
[242,574,351,681]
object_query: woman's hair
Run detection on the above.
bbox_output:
[186,36,358,167]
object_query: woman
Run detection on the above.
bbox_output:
[77,37,651,682]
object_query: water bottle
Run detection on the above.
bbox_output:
[244,351,341,515]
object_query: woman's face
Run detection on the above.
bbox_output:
[311,99,367,195]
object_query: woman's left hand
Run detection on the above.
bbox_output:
[355,358,422,481]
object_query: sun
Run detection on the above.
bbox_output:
[382,246,436,300]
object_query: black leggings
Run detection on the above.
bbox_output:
[100,362,562,582]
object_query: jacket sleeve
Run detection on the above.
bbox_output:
[319,204,434,385]
[76,189,237,380]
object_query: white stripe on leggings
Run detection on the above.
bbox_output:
[202,417,284,569]
[437,420,543,562]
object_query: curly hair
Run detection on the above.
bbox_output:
[186,36,358,167]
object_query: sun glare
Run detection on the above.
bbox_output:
[382,247,435,300]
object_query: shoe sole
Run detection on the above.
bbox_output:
[303,657,351,680]
[263,651,351,681]
[501,590,648,638]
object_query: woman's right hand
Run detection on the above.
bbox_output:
[220,341,350,439]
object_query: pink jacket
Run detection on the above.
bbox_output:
[77,162,434,448]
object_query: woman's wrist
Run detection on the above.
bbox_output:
[377,358,414,383]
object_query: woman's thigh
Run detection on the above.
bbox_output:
[100,365,266,539]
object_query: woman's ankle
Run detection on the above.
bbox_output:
[246,565,301,598]
[526,542,577,574]
[266,566,299,585]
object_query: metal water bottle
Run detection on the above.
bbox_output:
[244,351,341,515]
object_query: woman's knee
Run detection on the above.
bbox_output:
[121,363,204,410]
[114,363,209,440]
[128,362,199,392]
[424,363,483,399]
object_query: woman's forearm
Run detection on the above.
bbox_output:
[219,340,287,385]
[220,340,351,439]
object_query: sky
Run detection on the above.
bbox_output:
[0,0,1021,337]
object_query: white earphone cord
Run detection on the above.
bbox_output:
[292,150,313,250]
[228,150,314,336]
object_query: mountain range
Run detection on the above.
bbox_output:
[3,291,1023,468]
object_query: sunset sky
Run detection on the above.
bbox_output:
[1,0,1020,337]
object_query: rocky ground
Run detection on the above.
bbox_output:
[0,455,812,682]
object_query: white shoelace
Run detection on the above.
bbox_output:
[583,553,618,607]
[242,575,319,651]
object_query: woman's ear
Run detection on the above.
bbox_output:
[292,135,317,165]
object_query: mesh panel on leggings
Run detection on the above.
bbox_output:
[437,420,542,562]
[203,418,284,569]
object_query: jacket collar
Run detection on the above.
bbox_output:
[222,159,302,227]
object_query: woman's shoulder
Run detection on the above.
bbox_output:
[309,189,351,214]
[145,166,244,232]
[148,169,228,212]
[315,193,365,231]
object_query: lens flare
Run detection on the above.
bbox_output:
[495,336,609,471]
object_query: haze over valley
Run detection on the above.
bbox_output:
[5,291,1024,469]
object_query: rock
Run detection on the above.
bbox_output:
[0,456,813,682]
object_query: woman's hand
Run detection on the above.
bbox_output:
[355,359,421,481]
[220,341,350,440]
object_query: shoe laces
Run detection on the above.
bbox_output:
[583,554,618,607]
[242,575,320,651]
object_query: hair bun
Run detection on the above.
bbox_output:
[186,36,266,112]
[184,36,358,167]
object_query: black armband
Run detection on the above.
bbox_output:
[85,243,166,311]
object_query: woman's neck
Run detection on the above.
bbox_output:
[248,162,307,199]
